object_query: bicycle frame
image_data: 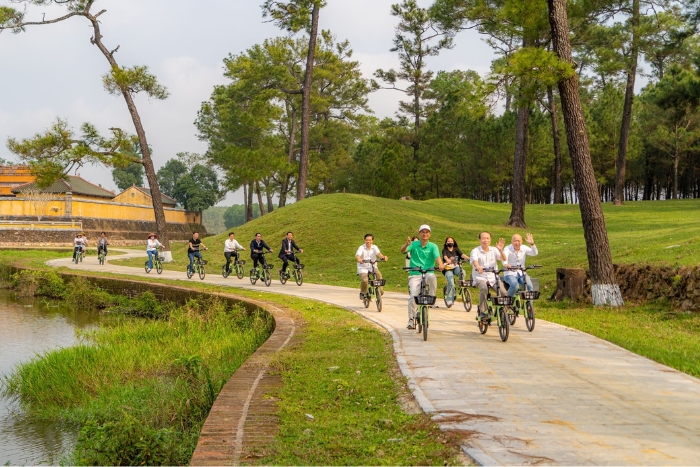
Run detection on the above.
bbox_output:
[403,266,436,341]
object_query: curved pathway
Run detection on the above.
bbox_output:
[49,252,700,465]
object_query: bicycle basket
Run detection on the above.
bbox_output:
[493,296,514,306]
[295,263,305,270]
[158,256,165,261]
[263,263,274,269]
[369,279,386,287]
[237,260,246,265]
[519,291,540,300]
[459,279,474,287]
[199,260,208,265]
[414,294,437,306]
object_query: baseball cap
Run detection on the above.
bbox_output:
[418,224,431,232]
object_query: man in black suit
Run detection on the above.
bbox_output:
[278,231,303,275]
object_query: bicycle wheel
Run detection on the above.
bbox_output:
[236,263,244,280]
[279,269,288,284]
[99,254,104,265]
[199,264,206,280]
[375,289,382,312]
[186,266,193,279]
[144,261,151,274]
[525,301,536,332]
[443,285,453,308]
[416,307,423,334]
[156,260,163,275]
[461,288,472,312]
[422,307,428,341]
[295,269,303,286]
[498,307,510,342]
[363,290,371,308]
[79,253,83,263]
[507,304,517,326]
[222,264,230,278]
[250,269,258,285]
[263,270,271,287]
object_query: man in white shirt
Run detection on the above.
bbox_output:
[470,231,507,318]
[224,232,245,273]
[355,233,388,300]
[503,233,538,297]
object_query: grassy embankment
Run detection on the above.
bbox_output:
[112,194,700,376]
[0,252,465,465]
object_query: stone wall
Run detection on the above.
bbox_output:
[582,264,700,311]
[0,216,207,246]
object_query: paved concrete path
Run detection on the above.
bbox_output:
[49,251,700,465]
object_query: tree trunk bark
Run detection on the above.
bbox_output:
[85,9,170,255]
[673,150,679,199]
[548,0,623,306]
[280,104,297,208]
[614,0,639,206]
[507,98,529,227]
[255,180,266,216]
[547,85,563,204]
[296,2,320,201]
[246,181,254,222]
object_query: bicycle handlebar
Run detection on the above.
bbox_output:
[506,264,542,271]
[483,267,504,274]
[362,258,385,263]
[403,266,436,273]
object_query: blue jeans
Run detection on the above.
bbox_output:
[444,266,463,302]
[188,251,202,272]
[504,274,533,297]
[147,249,157,269]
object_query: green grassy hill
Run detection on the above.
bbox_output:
[198,194,700,291]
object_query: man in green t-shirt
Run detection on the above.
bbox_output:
[401,224,445,330]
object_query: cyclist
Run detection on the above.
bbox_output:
[146,232,163,270]
[502,233,538,297]
[356,233,387,300]
[250,233,272,270]
[72,232,87,261]
[278,231,303,275]
[470,231,507,319]
[187,231,208,274]
[442,236,469,307]
[224,231,245,272]
[97,231,109,258]
[401,225,444,330]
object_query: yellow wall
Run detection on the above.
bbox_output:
[112,186,175,207]
[0,197,200,224]
[0,166,35,196]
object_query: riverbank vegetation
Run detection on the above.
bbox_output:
[0,271,273,465]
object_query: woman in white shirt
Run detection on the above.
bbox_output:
[146,233,163,270]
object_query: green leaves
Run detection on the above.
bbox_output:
[156,154,223,212]
[7,118,140,188]
[495,46,575,100]
[103,65,169,100]
[261,0,326,33]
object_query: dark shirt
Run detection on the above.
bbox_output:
[250,239,271,253]
[188,237,201,253]
[278,238,300,258]
[442,246,464,261]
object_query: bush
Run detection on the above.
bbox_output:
[106,291,168,319]
[11,269,66,298]
[65,277,113,311]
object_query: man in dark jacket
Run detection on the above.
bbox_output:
[278,231,303,274]
[250,233,272,270]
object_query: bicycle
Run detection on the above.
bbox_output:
[73,247,84,264]
[477,267,512,342]
[222,250,246,279]
[97,247,106,265]
[441,257,473,311]
[360,258,385,312]
[249,251,273,287]
[187,251,207,280]
[404,266,437,341]
[505,265,542,331]
[145,247,165,275]
[280,252,304,286]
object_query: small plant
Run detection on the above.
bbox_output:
[65,277,113,311]
[11,269,66,298]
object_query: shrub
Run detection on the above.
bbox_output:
[106,291,168,319]
[11,269,66,298]
[65,277,113,310]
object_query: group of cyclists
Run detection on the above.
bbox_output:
[361,224,538,330]
[72,226,538,324]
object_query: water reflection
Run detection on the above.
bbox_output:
[0,289,104,465]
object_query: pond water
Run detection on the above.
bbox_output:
[0,289,104,465]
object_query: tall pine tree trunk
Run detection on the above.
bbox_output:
[507,96,529,227]
[246,181,254,222]
[280,105,297,208]
[547,85,563,204]
[297,2,320,201]
[255,180,266,216]
[548,0,623,306]
[614,0,640,206]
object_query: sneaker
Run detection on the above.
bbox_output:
[406,323,415,330]
[359,293,364,300]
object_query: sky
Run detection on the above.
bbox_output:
[0,0,495,204]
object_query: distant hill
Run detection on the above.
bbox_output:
[203,193,700,290]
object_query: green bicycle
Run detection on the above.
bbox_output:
[280,252,304,286]
[505,264,542,331]
[145,248,164,275]
[360,258,385,312]
[478,267,511,342]
[222,251,245,279]
[73,247,84,264]
[405,266,436,341]
[187,253,206,280]
[250,251,272,287]
[442,257,473,311]
[97,247,106,265]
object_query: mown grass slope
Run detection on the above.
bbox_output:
[191,194,700,291]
